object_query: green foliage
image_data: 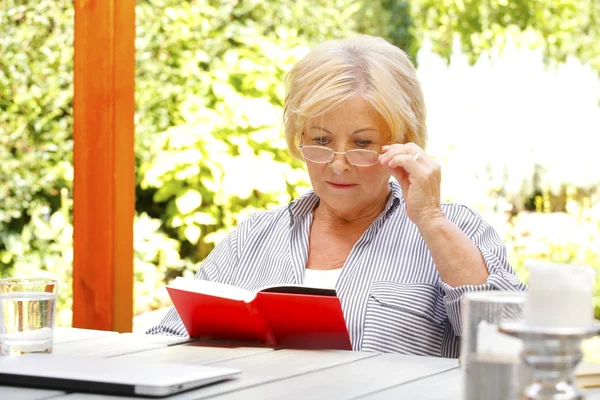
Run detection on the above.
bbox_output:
[1,0,76,322]
[133,213,186,314]
[0,196,73,325]
[355,0,418,58]
[409,0,600,72]
[0,1,73,228]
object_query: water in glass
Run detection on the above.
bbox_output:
[0,291,56,355]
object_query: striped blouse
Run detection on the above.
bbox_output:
[147,181,526,357]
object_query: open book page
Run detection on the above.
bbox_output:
[168,277,256,303]
[576,361,600,388]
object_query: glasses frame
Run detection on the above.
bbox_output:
[299,144,382,167]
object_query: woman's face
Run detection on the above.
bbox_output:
[302,96,393,220]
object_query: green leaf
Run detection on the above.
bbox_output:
[192,212,218,225]
[153,181,182,203]
[184,225,201,244]
[175,189,202,215]
[49,212,66,232]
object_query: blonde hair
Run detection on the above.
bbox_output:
[284,35,427,159]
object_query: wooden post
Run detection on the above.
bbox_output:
[73,0,135,332]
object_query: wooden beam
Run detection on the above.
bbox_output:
[73,0,135,332]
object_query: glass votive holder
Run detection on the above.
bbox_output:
[0,278,58,355]
[461,290,527,400]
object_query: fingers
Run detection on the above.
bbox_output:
[386,154,420,174]
[379,143,440,180]
[393,163,410,195]
[381,143,425,161]
[379,143,426,174]
[379,143,442,224]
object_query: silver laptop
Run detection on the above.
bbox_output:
[0,354,240,397]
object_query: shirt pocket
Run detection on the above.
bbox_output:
[361,281,446,356]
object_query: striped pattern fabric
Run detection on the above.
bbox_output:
[147,181,526,358]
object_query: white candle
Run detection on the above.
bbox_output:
[525,262,596,328]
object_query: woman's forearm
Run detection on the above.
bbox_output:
[416,214,489,288]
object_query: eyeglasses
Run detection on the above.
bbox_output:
[299,145,381,167]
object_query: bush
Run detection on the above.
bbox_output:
[0,1,73,238]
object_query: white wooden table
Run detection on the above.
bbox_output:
[1,328,599,399]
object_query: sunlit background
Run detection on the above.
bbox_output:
[2,0,600,356]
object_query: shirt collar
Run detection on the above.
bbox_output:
[288,180,404,225]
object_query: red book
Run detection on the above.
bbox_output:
[166,277,352,350]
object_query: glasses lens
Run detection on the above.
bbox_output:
[346,149,380,166]
[301,146,333,163]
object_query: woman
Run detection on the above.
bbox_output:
[148,35,526,358]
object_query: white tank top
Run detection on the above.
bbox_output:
[303,268,343,290]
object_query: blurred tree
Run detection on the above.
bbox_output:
[409,0,600,72]
[0,1,74,279]
[0,1,73,230]
[356,0,418,58]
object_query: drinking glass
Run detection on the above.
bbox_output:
[0,278,58,355]
[461,290,528,400]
